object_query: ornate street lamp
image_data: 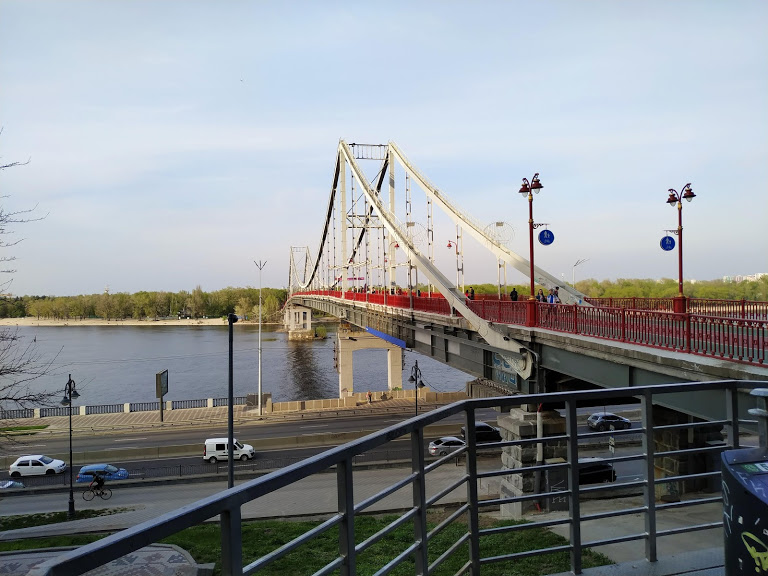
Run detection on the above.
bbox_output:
[519,173,543,299]
[666,183,696,299]
[61,374,80,520]
[407,360,425,416]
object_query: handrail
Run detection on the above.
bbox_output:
[291,291,768,367]
[30,380,763,576]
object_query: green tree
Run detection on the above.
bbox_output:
[188,286,207,318]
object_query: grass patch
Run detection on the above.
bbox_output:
[161,512,613,576]
[0,508,132,531]
[0,512,612,575]
[0,425,48,433]
[0,534,103,551]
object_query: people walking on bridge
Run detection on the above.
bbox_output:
[536,289,545,302]
[469,287,475,300]
[510,288,518,301]
[547,289,557,304]
[367,390,372,404]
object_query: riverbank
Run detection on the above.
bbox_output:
[0,317,237,327]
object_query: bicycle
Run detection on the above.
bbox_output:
[83,485,112,501]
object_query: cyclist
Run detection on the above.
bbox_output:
[89,472,106,494]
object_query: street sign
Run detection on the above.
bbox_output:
[660,235,675,251]
[538,229,555,246]
[609,435,615,454]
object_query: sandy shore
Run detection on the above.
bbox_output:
[0,317,233,327]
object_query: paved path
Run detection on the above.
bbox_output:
[2,397,455,437]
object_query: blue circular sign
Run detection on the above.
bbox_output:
[660,236,675,251]
[538,229,555,246]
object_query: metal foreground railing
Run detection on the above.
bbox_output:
[31,380,765,576]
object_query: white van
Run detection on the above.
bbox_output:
[203,438,255,463]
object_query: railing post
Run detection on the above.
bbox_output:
[725,385,740,449]
[749,389,768,448]
[220,507,243,576]
[525,299,537,327]
[641,389,657,562]
[572,304,578,334]
[337,457,355,576]
[412,426,428,575]
[683,312,691,353]
[464,406,480,574]
[565,398,582,574]
[620,308,626,342]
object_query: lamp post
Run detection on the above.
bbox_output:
[666,183,695,302]
[61,374,79,520]
[408,360,424,416]
[572,258,589,286]
[227,312,238,488]
[519,173,544,299]
[254,260,266,417]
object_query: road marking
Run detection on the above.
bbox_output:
[300,425,329,429]
[113,438,148,442]
[14,444,47,448]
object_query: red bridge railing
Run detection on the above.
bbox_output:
[292,291,767,366]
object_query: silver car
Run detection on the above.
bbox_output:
[428,436,466,456]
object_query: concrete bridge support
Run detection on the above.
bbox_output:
[285,305,314,341]
[337,330,403,397]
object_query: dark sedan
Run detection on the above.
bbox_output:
[587,412,631,432]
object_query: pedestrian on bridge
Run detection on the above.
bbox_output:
[510,288,518,301]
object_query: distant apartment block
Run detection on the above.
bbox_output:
[723,273,768,283]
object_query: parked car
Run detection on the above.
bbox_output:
[9,455,67,477]
[76,464,129,483]
[428,436,466,456]
[0,479,25,490]
[587,412,631,432]
[578,457,617,484]
[459,421,502,444]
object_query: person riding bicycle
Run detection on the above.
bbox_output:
[89,472,106,493]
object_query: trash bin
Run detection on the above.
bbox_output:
[721,446,768,574]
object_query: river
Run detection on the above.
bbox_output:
[7,324,474,406]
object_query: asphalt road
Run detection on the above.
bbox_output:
[8,407,502,456]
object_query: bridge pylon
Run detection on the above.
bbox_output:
[336,326,403,397]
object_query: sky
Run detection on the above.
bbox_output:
[1,1,766,297]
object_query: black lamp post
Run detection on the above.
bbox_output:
[519,173,544,300]
[227,313,238,489]
[61,374,79,519]
[408,360,424,416]
[665,183,696,299]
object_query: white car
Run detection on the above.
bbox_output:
[9,455,67,477]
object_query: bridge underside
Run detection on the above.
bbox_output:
[291,295,767,422]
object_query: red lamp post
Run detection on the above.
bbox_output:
[519,174,543,300]
[666,183,695,310]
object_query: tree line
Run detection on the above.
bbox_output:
[453,276,768,301]
[1,277,765,321]
[0,286,289,321]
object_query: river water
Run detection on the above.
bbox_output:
[9,324,473,406]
